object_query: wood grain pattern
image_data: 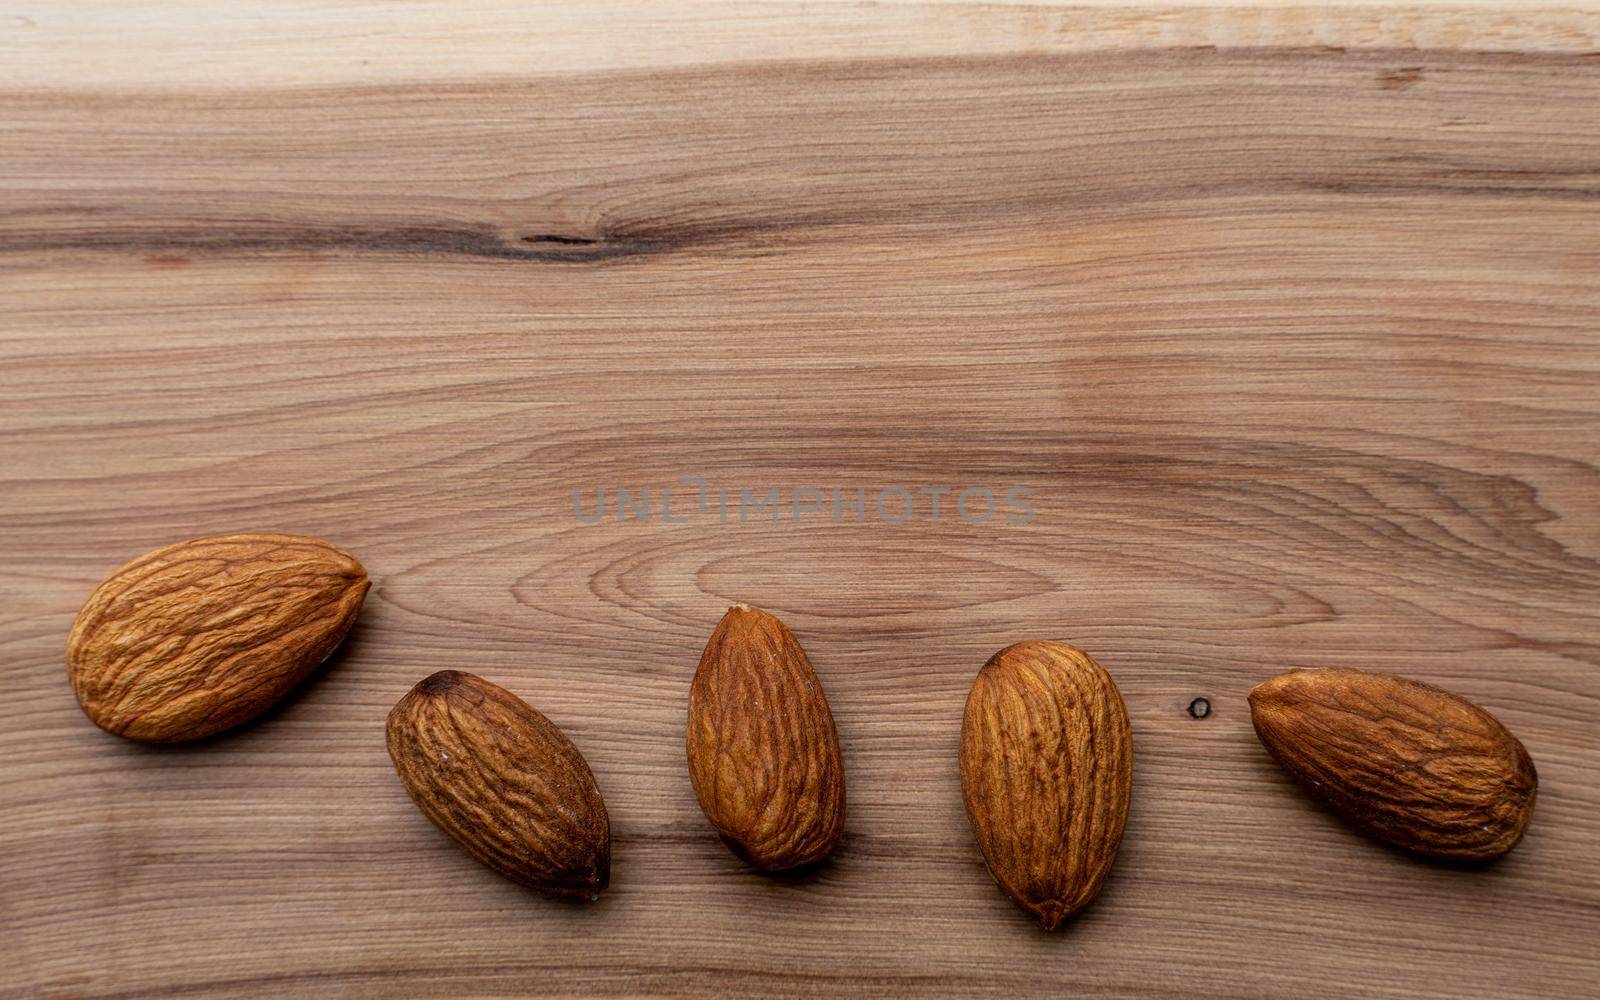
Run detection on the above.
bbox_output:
[2,2,1599,997]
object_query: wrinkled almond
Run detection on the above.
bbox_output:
[1250,667,1536,860]
[687,604,845,870]
[387,670,611,899]
[66,532,368,742]
[960,640,1133,930]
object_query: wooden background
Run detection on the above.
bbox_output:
[3,2,1598,997]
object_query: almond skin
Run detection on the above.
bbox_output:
[66,532,369,742]
[1249,668,1537,861]
[960,641,1133,930]
[387,670,610,900]
[687,604,845,870]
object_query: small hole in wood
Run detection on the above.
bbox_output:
[1187,697,1212,720]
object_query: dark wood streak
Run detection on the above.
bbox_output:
[0,223,667,262]
[1298,179,1600,201]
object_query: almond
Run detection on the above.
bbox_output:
[386,670,610,899]
[960,640,1133,930]
[1249,667,1536,860]
[66,532,368,742]
[687,604,845,870]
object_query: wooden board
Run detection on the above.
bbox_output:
[3,3,1599,997]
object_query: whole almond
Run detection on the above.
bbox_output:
[687,604,845,870]
[1249,667,1536,860]
[960,640,1133,930]
[66,532,369,742]
[387,670,610,899]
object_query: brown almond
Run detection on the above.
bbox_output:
[386,670,610,899]
[687,604,845,870]
[1249,667,1536,860]
[960,640,1133,930]
[66,532,369,742]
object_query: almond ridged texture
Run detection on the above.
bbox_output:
[687,605,845,870]
[1249,668,1536,861]
[960,641,1133,931]
[66,532,369,742]
[387,670,610,899]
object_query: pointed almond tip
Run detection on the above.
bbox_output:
[1249,669,1304,704]
[416,670,467,696]
[722,602,781,630]
[1033,901,1069,932]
